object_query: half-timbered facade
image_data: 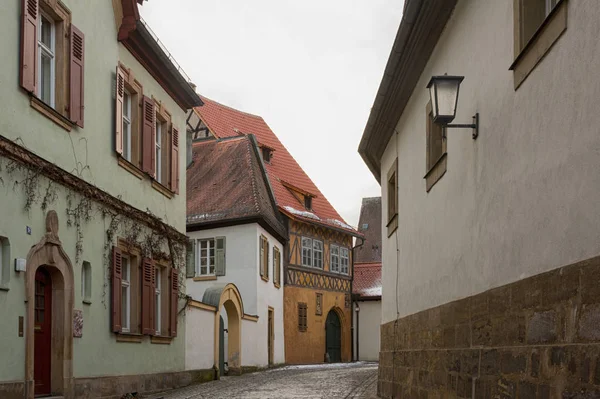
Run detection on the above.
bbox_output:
[192,96,361,364]
[0,1,202,398]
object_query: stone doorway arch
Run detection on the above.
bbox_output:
[202,283,243,376]
[25,211,74,398]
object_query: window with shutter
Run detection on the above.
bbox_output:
[260,235,269,281]
[215,237,226,276]
[141,257,155,335]
[170,268,179,337]
[273,247,281,287]
[115,67,125,156]
[115,64,143,170]
[21,0,38,94]
[142,96,156,176]
[170,127,180,193]
[69,24,84,127]
[111,246,123,332]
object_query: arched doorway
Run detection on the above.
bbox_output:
[25,211,74,398]
[202,283,243,376]
[325,309,342,363]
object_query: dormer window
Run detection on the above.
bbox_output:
[304,196,312,211]
[262,147,272,163]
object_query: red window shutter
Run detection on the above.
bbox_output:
[141,96,156,176]
[141,257,155,335]
[170,127,179,193]
[115,67,125,155]
[111,247,122,333]
[69,24,85,128]
[20,0,38,93]
[170,268,179,337]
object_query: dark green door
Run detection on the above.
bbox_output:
[219,316,225,375]
[325,310,341,362]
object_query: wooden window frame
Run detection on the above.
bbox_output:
[386,158,398,237]
[273,246,281,288]
[511,0,568,89]
[152,98,173,190]
[29,0,73,129]
[340,247,349,275]
[154,266,162,336]
[260,235,269,282]
[330,244,340,273]
[117,63,144,173]
[298,302,308,332]
[301,237,313,267]
[425,101,447,193]
[196,238,216,276]
[115,240,141,337]
[312,239,323,269]
[120,253,132,333]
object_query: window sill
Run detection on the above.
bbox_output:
[115,333,143,343]
[150,335,172,345]
[261,276,269,283]
[118,157,144,180]
[152,180,174,199]
[193,275,217,281]
[242,314,259,322]
[30,96,74,132]
[0,285,9,292]
[82,299,91,305]
[387,214,398,238]
[424,152,447,193]
[274,283,281,289]
[510,0,567,89]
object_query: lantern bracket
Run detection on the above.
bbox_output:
[445,112,479,140]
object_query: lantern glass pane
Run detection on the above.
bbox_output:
[429,85,438,119]
[436,79,459,120]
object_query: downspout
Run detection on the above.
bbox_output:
[351,236,365,362]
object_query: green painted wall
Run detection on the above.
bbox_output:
[0,0,189,382]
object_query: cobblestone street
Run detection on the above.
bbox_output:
[149,363,378,399]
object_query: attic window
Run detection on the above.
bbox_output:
[262,147,272,163]
[304,196,312,211]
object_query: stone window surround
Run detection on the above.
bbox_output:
[0,236,10,291]
[386,158,398,237]
[511,0,568,89]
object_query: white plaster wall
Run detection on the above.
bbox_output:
[185,307,215,371]
[380,0,600,324]
[187,225,258,313]
[186,224,285,366]
[254,225,285,365]
[353,301,381,361]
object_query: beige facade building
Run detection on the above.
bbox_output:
[0,1,203,398]
[360,0,600,396]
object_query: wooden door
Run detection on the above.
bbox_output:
[34,267,52,395]
[325,310,341,363]
[268,308,274,365]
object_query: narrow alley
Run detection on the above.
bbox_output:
[148,363,378,399]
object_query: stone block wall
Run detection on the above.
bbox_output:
[378,256,600,398]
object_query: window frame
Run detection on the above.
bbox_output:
[301,237,313,267]
[387,158,398,237]
[81,261,91,304]
[122,89,132,162]
[273,246,281,288]
[425,100,447,192]
[298,302,308,332]
[330,244,340,273]
[121,254,131,333]
[312,239,323,269]
[340,247,349,275]
[155,267,161,336]
[155,119,162,183]
[260,235,269,281]
[511,0,568,89]
[196,238,216,276]
[38,11,56,108]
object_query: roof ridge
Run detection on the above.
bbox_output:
[244,138,262,215]
[198,95,264,120]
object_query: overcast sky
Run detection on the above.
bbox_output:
[140,1,404,227]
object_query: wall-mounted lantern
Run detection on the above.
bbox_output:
[427,75,479,139]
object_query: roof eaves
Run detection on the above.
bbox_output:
[358,0,457,183]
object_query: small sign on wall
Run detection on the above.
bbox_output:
[73,309,83,338]
[316,293,323,316]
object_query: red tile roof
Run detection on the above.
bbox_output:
[195,96,359,236]
[186,135,287,241]
[353,262,382,299]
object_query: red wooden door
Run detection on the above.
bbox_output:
[34,267,52,396]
